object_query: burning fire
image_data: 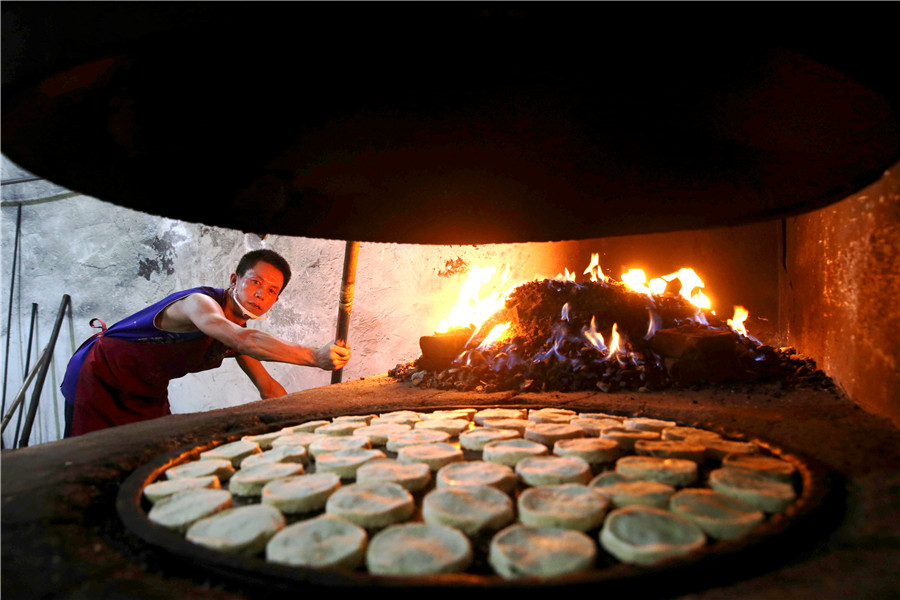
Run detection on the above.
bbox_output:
[728,306,750,337]
[400,252,827,396]
[435,265,513,334]
[432,255,757,372]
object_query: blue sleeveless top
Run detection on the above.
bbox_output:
[60,286,227,405]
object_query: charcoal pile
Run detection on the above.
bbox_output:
[390,278,835,395]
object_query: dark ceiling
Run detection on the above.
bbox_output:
[3,3,898,244]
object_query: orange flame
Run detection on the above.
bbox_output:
[477,323,511,350]
[582,316,607,352]
[672,268,710,309]
[436,265,512,333]
[554,267,577,282]
[621,268,652,295]
[728,306,750,337]
[608,322,622,357]
[583,253,610,283]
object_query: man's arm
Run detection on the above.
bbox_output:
[167,293,350,370]
[236,355,287,399]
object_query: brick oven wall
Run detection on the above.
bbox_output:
[780,160,900,426]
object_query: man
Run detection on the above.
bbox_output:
[61,249,351,437]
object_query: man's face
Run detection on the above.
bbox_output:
[232,261,284,317]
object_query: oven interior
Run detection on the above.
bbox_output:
[1,3,899,598]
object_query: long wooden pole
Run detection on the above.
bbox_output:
[18,294,71,447]
[331,241,360,384]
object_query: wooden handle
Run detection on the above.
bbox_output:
[331,241,360,384]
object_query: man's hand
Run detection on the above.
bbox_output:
[314,341,351,371]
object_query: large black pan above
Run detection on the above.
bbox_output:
[3,3,898,243]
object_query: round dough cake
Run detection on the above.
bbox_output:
[634,439,707,463]
[280,420,329,434]
[569,417,623,437]
[397,442,464,471]
[261,472,341,514]
[376,410,423,426]
[422,485,514,536]
[385,429,451,452]
[200,439,262,467]
[524,422,585,446]
[435,460,518,494]
[474,408,527,425]
[589,474,676,509]
[553,437,621,467]
[600,505,706,565]
[413,418,470,437]
[528,408,577,424]
[315,421,367,437]
[459,427,521,451]
[515,455,592,486]
[704,439,760,461]
[479,418,532,436]
[143,475,220,504]
[722,453,796,482]
[240,445,309,469]
[271,432,325,451]
[309,435,371,459]
[165,459,235,482]
[601,427,661,451]
[186,503,285,555]
[352,423,411,446]
[615,455,699,488]
[228,462,305,497]
[242,431,286,450]
[708,467,797,513]
[489,524,597,578]
[266,514,367,569]
[482,438,549,467]
[424,408,476,421]
[578,412,624,421]
[623,417,677,432]
[333,414,377,425]
[355,459,432,492]
[147,488,232,532]
[325,481,415,529]
[670,488,766,540]
[661,426,722,444]
[517,483,610,531]
[315,448,387,479]
[366,523,473,575]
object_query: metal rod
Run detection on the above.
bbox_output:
[2,204,22,424]
[331,241,360,385]
[0,176,44,186]
[18,294,70,447]
[13,303,39,446]
[1,346,48,434]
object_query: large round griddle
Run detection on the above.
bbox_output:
[117,407,835,593]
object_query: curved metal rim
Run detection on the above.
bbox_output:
[116,406,837,592]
